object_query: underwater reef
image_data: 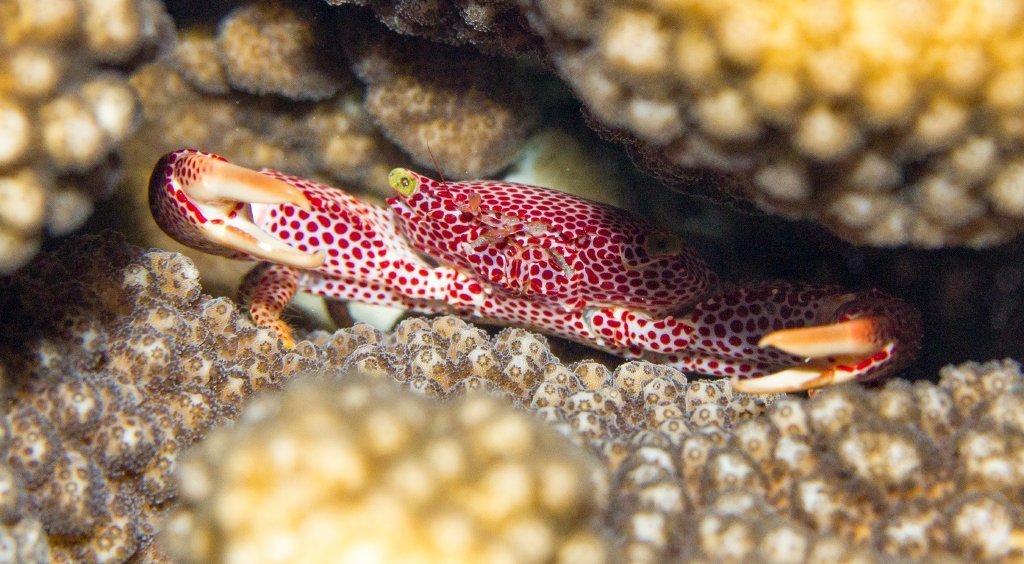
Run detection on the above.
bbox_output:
[0,0,1022,563]
[1,233,1023,562]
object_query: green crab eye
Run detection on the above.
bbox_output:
[389,168,419,197]
[644,232,683,257]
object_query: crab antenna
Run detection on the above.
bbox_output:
[426,142,446,184]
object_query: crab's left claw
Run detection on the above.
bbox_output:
[734,293,921,394]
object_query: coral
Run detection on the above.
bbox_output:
[2,231,1023,561]
[520,0,1024,247]
[616,359,1024,561]
[0,0,171,274]
[323,0,539,55]
[123,29,405,294]
[216,2,347,100]
[162,375,609,563]
[348,317,1024,560]
[0,231,304,561]
[345,16,540,179]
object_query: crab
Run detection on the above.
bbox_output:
[149,149,921,393]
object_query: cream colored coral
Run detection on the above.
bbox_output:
[0,0,155,273]
[164,376,609,563]
[348,25,538,179]
[217,2,343,100]
[525,0,1024,247]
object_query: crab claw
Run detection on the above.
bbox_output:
[734,291,920,394]
[152,150,325,269]
[207,209,326,269]
[757,317,885,358]
[730,352,886,394]
[178,154,313,212]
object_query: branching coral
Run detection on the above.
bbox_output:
[324,0,539,55]
[0,0,171,274]
[216,1,348,100]
[615,359,1024,561]
[163,375,609,563]
[344,15,540,179]
[520,0,1024,248]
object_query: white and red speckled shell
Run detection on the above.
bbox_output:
[149,149,921,387]
[148,150,237,257]
[388,171,713,317]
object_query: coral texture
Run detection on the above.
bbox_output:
[520,0,1024,248]
[216,2,347,100]
[163,375,609,563]
[328,317,1024,561]
[345,16,540,179]
[324,0,539,55]
[2,233,1023,561]
[0,231,301,561]
[0,0,170,273]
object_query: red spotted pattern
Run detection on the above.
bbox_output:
[148,150,234,257]
[388,171,712,317]
[150,150,921,386]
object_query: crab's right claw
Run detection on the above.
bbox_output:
[180,156,313,211]
[155,150,325,269]
[730,345,895,394]
[734,315,896,394]
[757,317,885,358]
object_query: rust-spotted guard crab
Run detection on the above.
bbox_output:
[149,149,921,393]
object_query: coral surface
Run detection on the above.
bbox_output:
[164,375,609,563]
[0,232,299,561]
[0,0,170,273]
[216,2,346,100]
[324,0,539,54]
[519,0,1024,248]
[345,16,540,179]
[2,234,1023,562]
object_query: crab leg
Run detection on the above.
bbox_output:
[238,263,301,347]
[580,282,919,393]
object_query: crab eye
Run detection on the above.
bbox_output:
[644,232,683,257]
[388,168,419,197]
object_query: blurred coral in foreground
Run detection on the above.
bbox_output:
[0,232,296,560]
[0,0,170,274]
[163,375,609,563]
[519,0,1024,247]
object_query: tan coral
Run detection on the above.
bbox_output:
[0,232,298,560]
[0,0,166,274]
[323,0,539,55]
[346,18,539,179]
[216,2,346,101]
[162,375,609,563]
[521,0,1024,247]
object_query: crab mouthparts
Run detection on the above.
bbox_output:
[176,155,325,269]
